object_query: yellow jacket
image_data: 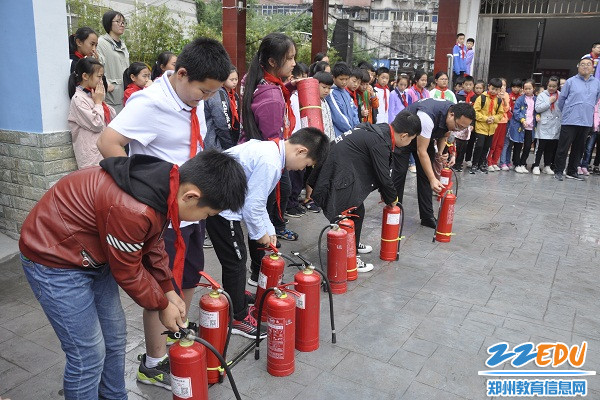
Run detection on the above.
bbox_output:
[473,92,505,135]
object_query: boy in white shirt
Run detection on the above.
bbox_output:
[374,67,391,123]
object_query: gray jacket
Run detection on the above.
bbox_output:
[97,34,130,113]
[534,90,561,140]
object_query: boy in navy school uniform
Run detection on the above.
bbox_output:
[326,61,360,136]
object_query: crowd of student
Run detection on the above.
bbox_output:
[16,10,600,398]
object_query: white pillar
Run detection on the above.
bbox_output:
[473,16,493,82]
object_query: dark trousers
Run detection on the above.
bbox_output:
[555,125,590,176]
[267,169,291,230]
[455,138,468,166]
[163,222,205,290]
[464,133,476,162]
[287,169,305,209]
[206,215,264,321]
[392,144,435,221]
[471,133,493,168]
[512,130,533,167]
[533,139,558,168]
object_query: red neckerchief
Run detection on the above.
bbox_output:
[123,83,142,105]
[346,88,358,107]
[85,86,111,125]
[268,138,284,220]
[263,70,296,138]
[550,92,559,111]
[166,164,186,296]
[396,89,408,107]
[487,93,497,115]
[375,83,388,111]
[189,107,204,158]
[458,44,465,58]
[465,91,475,103]
[227,88,240,129]
[412,84,424,100]
[590,52,598,60]
[388,125,396,152]
[74,51,85,59]
[435,86,447,99]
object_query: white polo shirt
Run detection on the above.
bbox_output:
[109,70,207,166]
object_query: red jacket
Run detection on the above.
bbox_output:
[19,165,173,311]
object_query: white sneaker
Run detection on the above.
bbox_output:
[247,277,258,287]
[522,166,529,174]
[501,164,509,171]
[487,165,495,172]
[357,242,373,254]
[493,165,501,171]
[532,167,541,175]
[515,166,523,173]
[408,165,417,173]
[466,161,472,168]
[543,166,554,175]
[356,257,374,273]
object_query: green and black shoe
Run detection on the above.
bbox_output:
[137,354,171,390]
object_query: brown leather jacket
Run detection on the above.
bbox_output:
[19,167,173,311]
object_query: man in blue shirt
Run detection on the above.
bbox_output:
[452,33,467,83]
[554,55,600,181]
[206,127,329,338]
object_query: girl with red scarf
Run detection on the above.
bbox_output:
[204,67,241,149]
[430,72,457,103]
[68,27,98,73]
[122,62,151,106]
[406,70,430,104]
[68,57,115,169]
[240,33,299,243]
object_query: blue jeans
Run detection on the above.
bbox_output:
[580,132,598,168]
[21,255,127,400]
[500,138,513,166]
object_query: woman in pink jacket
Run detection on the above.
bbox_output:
[68,57,116,169]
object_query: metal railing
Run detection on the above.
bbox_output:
[480,0,600,16]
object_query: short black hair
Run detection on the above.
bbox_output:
[467,38,475,44]
[510,78,523,88]
[592,42,600,48]
[457,33,465,38]
[488,77,503,88]
[288,127,330,166]
[313,71,333,86]
[475,79,486,87]
[449,102,476,121]
[176,37,232,83]
[351,67,364,80]
[377,67,390,76]
[309,60,330,76]
[292,62,309,78]
[332,62,352,78]
[179,149,247,212]
[391,111,422,137]
[463,75,474,83]
[357,61,375,72]
[360,68,371,83]
[102,10,125,34]
[455,75,466,85]
[313,52,328,62]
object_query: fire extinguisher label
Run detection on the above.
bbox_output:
[171,374,192,398]
[258,271,268,289]
[267,317,285,359]
[447,203,455,222]
[199,309,219,329]
[440,176,450,185]
[295,293,306,309]
[386,212,401,225]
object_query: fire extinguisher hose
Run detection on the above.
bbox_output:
[310,267,337,344]
[317,224,334,287]
[254,287,276,360]
[432,191,448,243]
[219,290,235,383]
[452,169,459,197]
[185,333,242,400]
[396,202,405,261]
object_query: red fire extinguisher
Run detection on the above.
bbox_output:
[437,167,454,201]
[196,271,231,384]
[297,78,324,132]
[434,190,456,243]
[326,224,348,294]
[255,243,285,322]
[294,265,320,352]
[338,207,359,281]
[380,203,404,261]
[170,336,208,400]
[266,287,298,376]
[170,328,243,400]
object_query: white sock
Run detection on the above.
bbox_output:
[145,354,167,369]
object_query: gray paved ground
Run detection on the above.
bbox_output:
[1,167,599,399]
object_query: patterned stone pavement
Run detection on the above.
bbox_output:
[1,166,599,399]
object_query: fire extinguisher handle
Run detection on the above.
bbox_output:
[340,206,358,216]
[199,271,221,290]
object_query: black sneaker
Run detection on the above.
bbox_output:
[285,207,303,218]
[137,354,171,390]
[203,235,213,248]
[554,173,564,181]
[295,205,306,214]
[232,309,266,339]
[303,200,321,213]
[452,166,463,172]
[469,167,477,175]
[593,166,600,174]
[479,165,488,174]
[565,174,584,181]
